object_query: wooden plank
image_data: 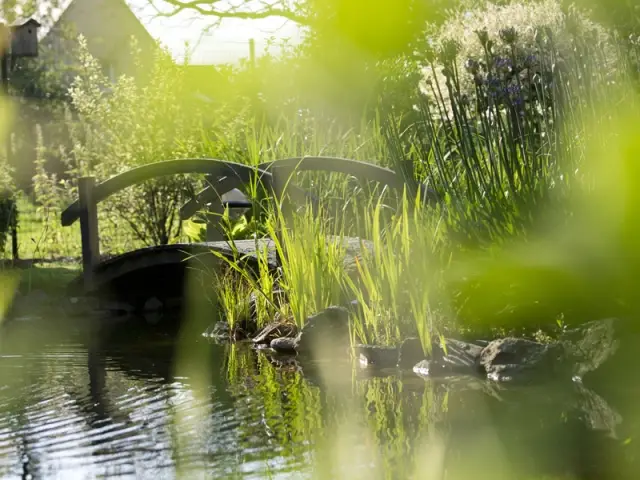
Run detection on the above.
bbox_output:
[68,237,373,294]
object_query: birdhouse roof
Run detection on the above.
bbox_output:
[12,18,42,28]
[0,17,41,28]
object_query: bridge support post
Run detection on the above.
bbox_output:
[78,177,100,291]
[205,202,225,242]
[204,174,224,242]
[399,159,418,204]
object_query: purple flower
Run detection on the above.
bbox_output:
[524,54,537,68]
[505,83,524,105]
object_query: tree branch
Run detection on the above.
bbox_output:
[147,0,310,26]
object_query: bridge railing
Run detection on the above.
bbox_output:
[179,156,442,223]
[61,159,276,290]
[61,157,436,291]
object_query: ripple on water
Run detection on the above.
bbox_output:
[0,321,315,479]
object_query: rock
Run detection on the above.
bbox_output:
[143,311,163,325]
[270,337,298,353]
[479,338,566,382]
[413,359,459,377]
[412,337,486,377]
[477,318,620,383]
[436,338,484,370]
[412,318,622,383]
[397,337,425,369]
[63,296,101,317]
[252,321,298,345]
[262,306,352,358]
[558,318,620,378]
[295,305,351,356]
[143,297,163,312]
[356,345,398,368]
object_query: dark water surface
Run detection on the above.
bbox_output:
[0,313,638,480]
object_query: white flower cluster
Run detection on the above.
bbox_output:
[419,0,617,115]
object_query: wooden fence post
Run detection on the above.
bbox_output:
[78,177,100,291]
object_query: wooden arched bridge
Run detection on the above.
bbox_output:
[60,157,440,309]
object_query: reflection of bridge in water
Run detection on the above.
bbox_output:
[60,157,438,309]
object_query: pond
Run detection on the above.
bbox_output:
[0,312,638,480]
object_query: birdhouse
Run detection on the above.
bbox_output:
[9,18,40,57]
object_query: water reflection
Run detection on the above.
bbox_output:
[0,314,636,479]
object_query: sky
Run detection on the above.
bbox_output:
[126,0,304,64]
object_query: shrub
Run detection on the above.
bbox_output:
[58,36,207,247]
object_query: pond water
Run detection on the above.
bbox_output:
[0,313,638,480]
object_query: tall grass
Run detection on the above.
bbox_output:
[343,188,447,351]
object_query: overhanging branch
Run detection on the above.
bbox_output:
[147,0,310,25]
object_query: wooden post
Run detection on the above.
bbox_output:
[78,177,100,291]
[204,174,224,242]
[1,50,8,100]
[10,201,17,260]
[205,201,225,242]
[400,159,419,205]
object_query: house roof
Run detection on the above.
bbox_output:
[41,0,157,60]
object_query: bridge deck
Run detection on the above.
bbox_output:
[74,236,373,297]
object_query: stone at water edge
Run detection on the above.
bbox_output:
[479,337,567,383]
[409,337,491,379]
[397,337,425,369]
[476,318,621,383]
[143,297,163,312]
[355,344,399,368]
[295,305,351,355]
[413,359,448,377]
[270,337,298,353]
